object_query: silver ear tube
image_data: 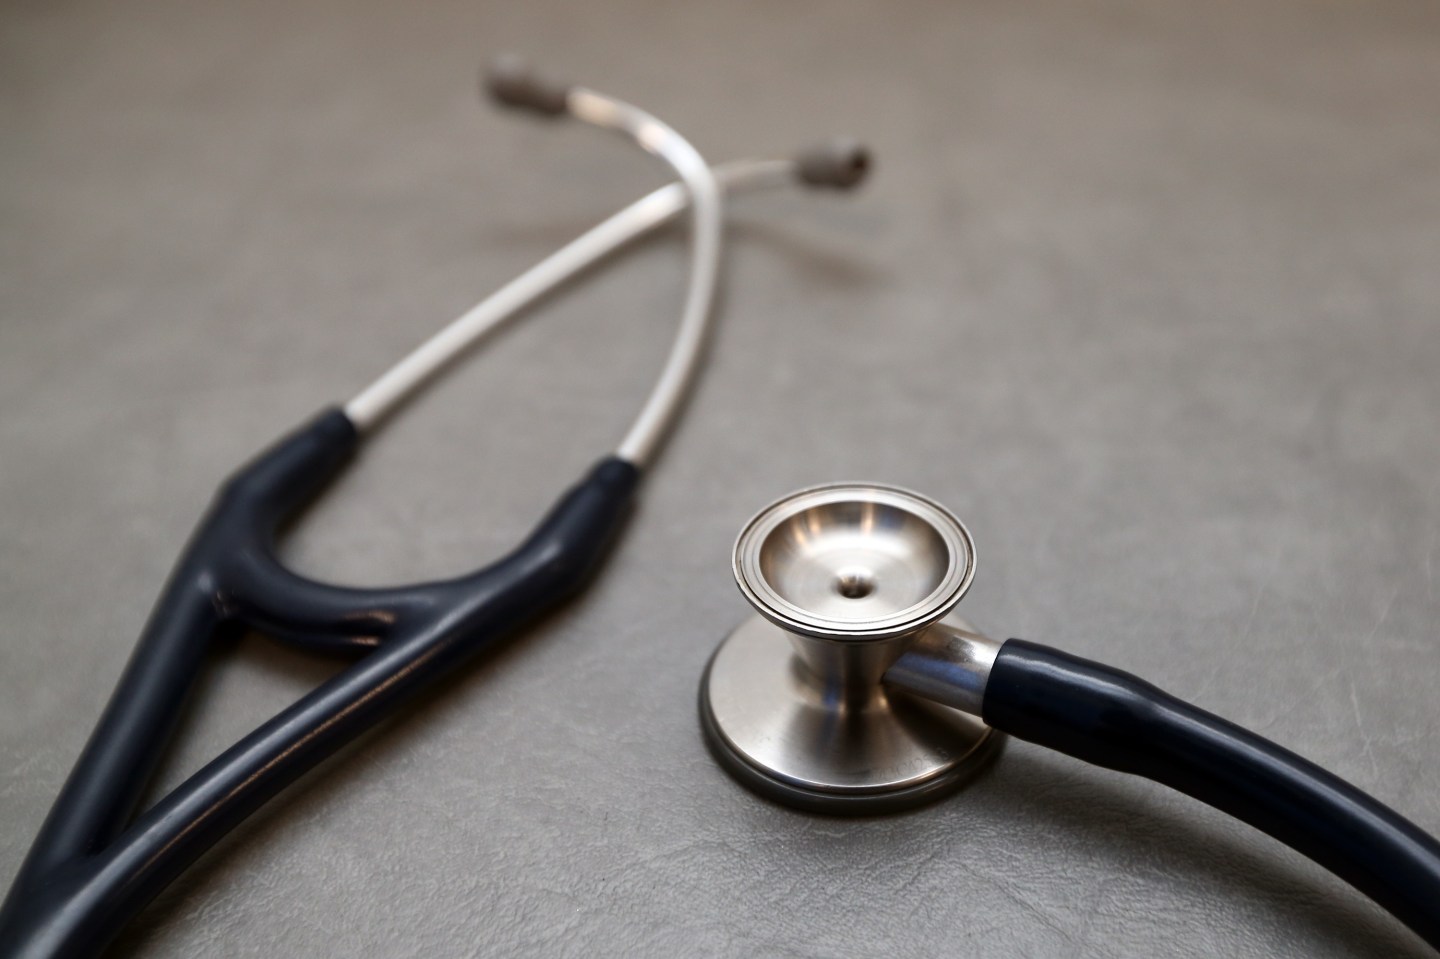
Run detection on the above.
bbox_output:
[345,61,872,458]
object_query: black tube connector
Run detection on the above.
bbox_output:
[0,410,640,958]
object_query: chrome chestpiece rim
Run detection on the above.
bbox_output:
[703,484,1001,814]
[734,485,976,641]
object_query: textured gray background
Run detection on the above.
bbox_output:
[3,0,1439,956]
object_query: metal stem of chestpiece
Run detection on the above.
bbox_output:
[700,484,1005,814]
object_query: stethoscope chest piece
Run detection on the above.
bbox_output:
[700,484,1002,814]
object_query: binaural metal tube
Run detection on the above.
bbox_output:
[563,86,724,467]
[346,67,721,440]
[348,59,871,446]
[344,159,791,432]
[884,622,1004,715]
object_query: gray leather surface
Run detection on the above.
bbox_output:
[3,0,1438,956]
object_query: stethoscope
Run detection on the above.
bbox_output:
[3,57,1437,958]
[0,60,867,957]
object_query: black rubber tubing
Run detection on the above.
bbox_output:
[0,408,640,959]
[983,639,1440,950]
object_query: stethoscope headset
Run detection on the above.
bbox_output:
[2,58,1437,957]
[0,59,866,956]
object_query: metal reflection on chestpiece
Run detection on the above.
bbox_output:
[700,485,1004,813]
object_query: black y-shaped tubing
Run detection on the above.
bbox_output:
[983,640,1440,951]
[0,409,639,958]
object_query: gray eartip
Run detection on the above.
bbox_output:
[795,138,872,189]
[484,55,572,117]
